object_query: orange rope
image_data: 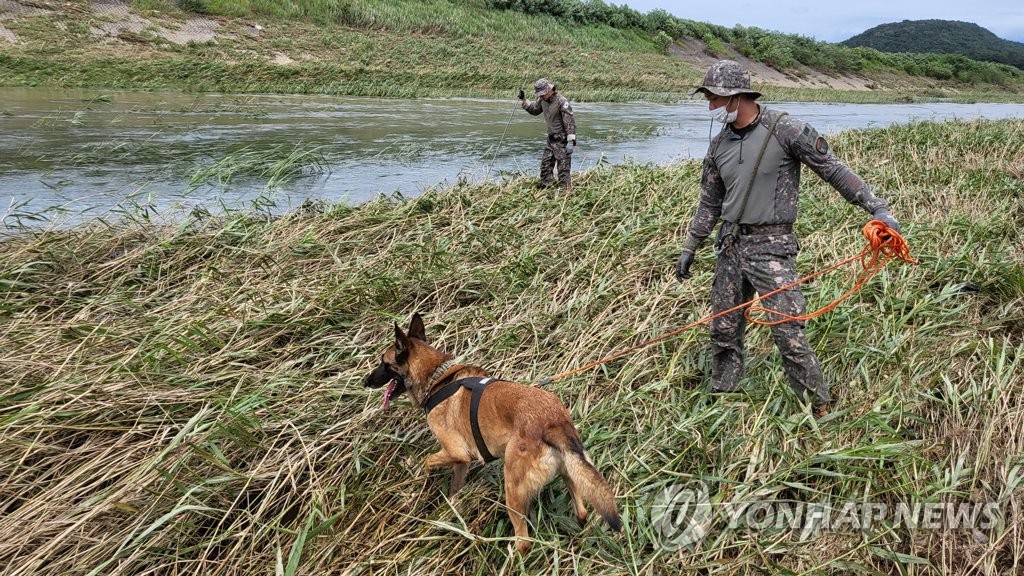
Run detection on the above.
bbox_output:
[537,220,917,386]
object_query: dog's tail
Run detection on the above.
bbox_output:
[545,424,622,531]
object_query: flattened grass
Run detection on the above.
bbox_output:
[1,119,1023,574]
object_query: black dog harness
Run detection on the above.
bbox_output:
[423,377,497,462]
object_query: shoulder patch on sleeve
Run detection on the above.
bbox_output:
[561,100,573,114]
[791,120,821,149]
[815,136,829,155]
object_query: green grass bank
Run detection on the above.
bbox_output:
[1,0,1023,102]
[1,118,1022,574]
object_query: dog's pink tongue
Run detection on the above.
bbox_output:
[382,379,396,410]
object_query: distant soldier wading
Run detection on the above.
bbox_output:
[519,78,576,188]
[676,60,903,417]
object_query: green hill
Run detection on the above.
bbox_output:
[842,19,1024,70]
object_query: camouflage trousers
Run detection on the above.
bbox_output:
[709,231,829,405]
[540,139,571,187]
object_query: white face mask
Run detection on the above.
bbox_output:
[711,96,737,124]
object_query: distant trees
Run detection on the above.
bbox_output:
[486,0,1023,85]
[843,20,1024,70]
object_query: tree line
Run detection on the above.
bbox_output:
[486,0,1023,85]
[843,19,1024,71]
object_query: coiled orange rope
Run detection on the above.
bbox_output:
[746,219,918,325]
[537,220,917,386]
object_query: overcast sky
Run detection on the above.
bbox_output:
[617,0,1024,42]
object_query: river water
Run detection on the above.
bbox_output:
[2,87,1023,227]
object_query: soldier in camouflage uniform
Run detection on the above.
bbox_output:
[519,78,576,188]
[675,60,903,416]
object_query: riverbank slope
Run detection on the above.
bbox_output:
[2,0,1023,102]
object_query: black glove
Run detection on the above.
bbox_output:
[565,140,575,155]
[872,209,902,234]
[517,89,525,101]
[675,250,695,282]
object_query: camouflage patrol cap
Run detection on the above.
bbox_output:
[534,78,553,96]
[690,60,761,99]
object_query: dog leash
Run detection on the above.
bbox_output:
[535,221,917,387]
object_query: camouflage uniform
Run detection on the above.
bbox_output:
[682,61,892,405]
[522,78,576,187]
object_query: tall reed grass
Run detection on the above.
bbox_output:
[1,119,1022,574]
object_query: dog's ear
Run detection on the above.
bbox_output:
[394,322,411,355]
[408,313,427,343]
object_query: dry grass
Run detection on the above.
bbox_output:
[1,118,1023,574]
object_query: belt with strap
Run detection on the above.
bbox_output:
[738,223,793,236]
[422,377,497,462]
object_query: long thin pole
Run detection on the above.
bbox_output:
[483,77,529,183]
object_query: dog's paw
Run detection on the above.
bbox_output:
[422,452,446,473]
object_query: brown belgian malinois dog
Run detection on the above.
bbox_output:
[364,313,621,553]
